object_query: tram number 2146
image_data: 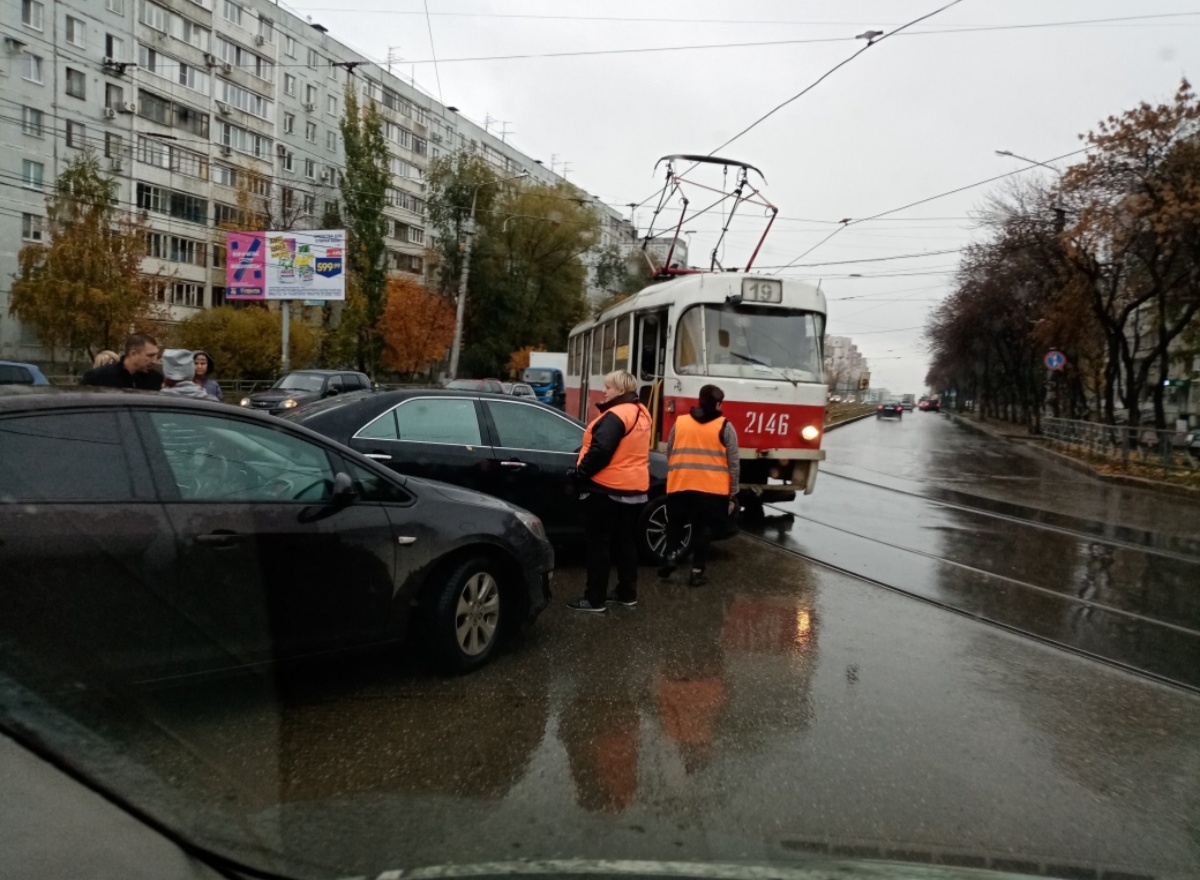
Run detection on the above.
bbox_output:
[743,411,790,436]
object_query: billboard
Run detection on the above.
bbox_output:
[226,229,346,300]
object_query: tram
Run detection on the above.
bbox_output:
[566,156,828,511]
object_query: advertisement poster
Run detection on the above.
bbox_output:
[226,229,346,301]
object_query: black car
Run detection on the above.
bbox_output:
[284,389,707,563]
[877,400,903,419]
[240,370,373,414]
[0,392,553,678]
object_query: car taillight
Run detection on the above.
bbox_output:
[877,405,883,410]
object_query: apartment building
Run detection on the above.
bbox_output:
[0,0,630,363]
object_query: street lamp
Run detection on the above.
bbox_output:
[448,170,530,379]
[995,149,1067,231]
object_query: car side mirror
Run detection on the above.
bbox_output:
[327,386,340,396]
[332,471,356,503]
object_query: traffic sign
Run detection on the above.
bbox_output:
[1044,350,1066,371]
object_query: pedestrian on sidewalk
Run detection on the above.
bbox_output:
[80,333,163,391]
[191,350,223,401]
[566,369,652,614]
[160,349,218,400]
[659,384,739,587]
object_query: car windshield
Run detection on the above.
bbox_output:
[523,369,554,384]
[274,373,325,392]
[675,304,825,382]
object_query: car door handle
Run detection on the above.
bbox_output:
[364,453,392,461]
[195,531,247,548]
[499,460,527,469]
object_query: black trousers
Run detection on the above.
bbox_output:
[665,491,729,570]
[582,494,643,605]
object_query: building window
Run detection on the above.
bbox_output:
[222,0,242,25]
[283,112,295,134]
[66,120,86,148]
[326,131,337,152]
[66,15,86,47]
[284,74,296,96]
[307,47,318,69]
[282,151,293,172]
[22,53,43,84]
[304,158,315,179]
[22,0,44,30]
[22,213,44,242]
[22,160,44,189]
[211,286,227,306]
[106,0,124,13]
[66,68,86,99]
[412,136,427,157]
[257,16,273,42]
[217,79,272,119]
[214,202,238,225]
[138,0,169,32]
[105,132,123,159]
[285,35,295,57]
[305,121,317,142]
[21,106,44,137]
[327,95,338,116]
[305,84,317,105]
[407,226,425,245]
[302,194,315,215]
[105,83,124,109]
[106,34,125,60]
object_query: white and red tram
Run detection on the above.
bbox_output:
[566,271,828,508]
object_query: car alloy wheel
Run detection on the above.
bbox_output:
[638,495,691,565]
[456,571,500,657]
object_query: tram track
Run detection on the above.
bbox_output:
[743,524,1200,698]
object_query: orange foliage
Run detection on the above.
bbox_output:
[507,345,543,378]
[381,276,456,377]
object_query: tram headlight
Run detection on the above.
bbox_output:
[801,425,821,442]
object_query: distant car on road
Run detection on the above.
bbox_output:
[240,370,372,415]
[445,378,505,394]
[0,392,554,677]
[283,388,721,563]
[877,400,904,419]
[919,398,940,412]
[0,360,50,386]
[901,394,916,411]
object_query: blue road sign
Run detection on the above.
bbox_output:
[1044,350,1066,371]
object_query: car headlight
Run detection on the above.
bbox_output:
[801,425,821,441]
[514,510,546,541]
[279,398,298,409]
[240,397,252,407]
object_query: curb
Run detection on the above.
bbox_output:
[946,412,1200,501]
[824,411,877,431]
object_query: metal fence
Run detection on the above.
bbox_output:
[1041,417,1198,470]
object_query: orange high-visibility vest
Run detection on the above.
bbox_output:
[667,414,731,496]
[577,401,651,492]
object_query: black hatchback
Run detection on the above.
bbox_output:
[239,370,373,415]
[0,392,553,680]
[284,389,690,563]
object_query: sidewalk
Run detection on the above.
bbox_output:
[946,411,1200,500]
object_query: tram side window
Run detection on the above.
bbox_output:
[614,315,631,371]
[638,315,660,380]
[675,307,704,374]
[601,321,615,373]
[567,335,578,376]
[589,328,602,377]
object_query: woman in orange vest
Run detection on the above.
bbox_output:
[659,384,739,587]
[567,370,652,613]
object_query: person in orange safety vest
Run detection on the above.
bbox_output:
[659,384,739,587]
[566,370,652,613]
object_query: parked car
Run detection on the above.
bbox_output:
[283,389,721,563]
[445,378,505,393]
[0,360,50,386]
[240,370,372,415]
[877,400,904,419]
[0,392,553,678]
[509,382,538,400]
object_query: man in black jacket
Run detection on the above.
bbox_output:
[80,333,163,391]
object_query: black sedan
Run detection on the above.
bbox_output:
[877,400,904,419]
[240,369,373,414]
[0,392,553,680]
[283,389,692,563]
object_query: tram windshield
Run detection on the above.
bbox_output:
[675,303,825,382]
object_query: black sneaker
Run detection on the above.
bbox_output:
[688,569,708,588]
[566,598,607,613]
[607,595,638,608]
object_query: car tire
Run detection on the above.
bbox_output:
[427,556,505,673]
[637,495,690,565]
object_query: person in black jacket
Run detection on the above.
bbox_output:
[80,333,163,391]
[567,370,653,613]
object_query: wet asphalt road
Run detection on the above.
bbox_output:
[12,413,1200,879]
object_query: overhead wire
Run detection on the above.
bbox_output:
[421,0,445,105]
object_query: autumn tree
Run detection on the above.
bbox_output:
[9,152,159,370]
[426,149,500,300]
[173,305,320,380]
[339,83,390,376]
[380,275,455,378]
[591,244,652,316]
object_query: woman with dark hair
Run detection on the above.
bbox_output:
[192,350,223,401]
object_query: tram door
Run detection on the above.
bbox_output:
[577,330,592,421]
[635,313,667,447]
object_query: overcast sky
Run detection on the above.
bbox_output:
[286,0,1197,392]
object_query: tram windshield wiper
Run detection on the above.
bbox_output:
[731,351,799,387]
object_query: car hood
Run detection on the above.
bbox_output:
[250,389,320,402]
